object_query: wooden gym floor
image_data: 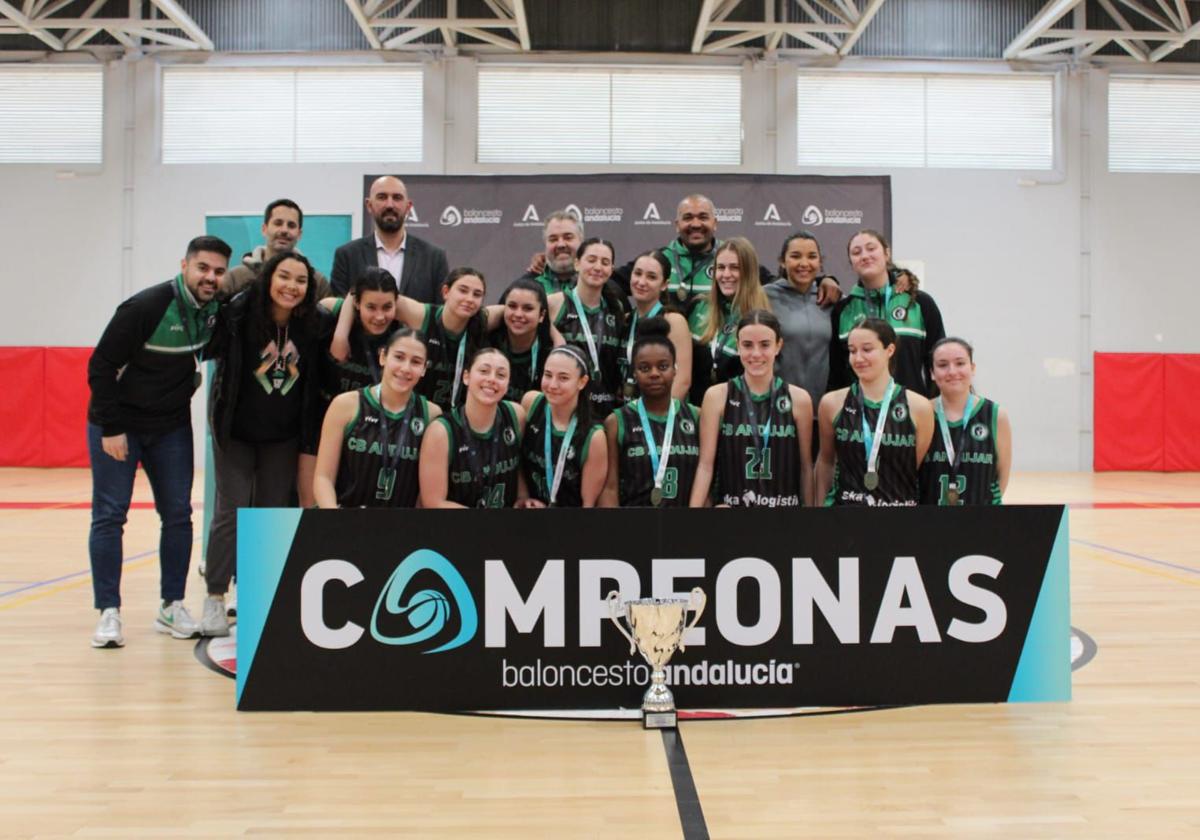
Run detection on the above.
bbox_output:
[0,468,1197,839]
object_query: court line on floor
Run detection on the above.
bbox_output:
[0,539,201,609]
[1072,545,1200,588]
[0,501,161,510]
[662,729,709,840]
[1071,538,1200,575]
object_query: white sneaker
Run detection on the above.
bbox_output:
[92,607,124,648]
[226,588,237,618]
[154,600,200,639]
[200,595,230,637]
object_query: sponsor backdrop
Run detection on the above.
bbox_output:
[363,174,891,291]
[236,507,1070,712]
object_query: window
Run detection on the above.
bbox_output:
[478,66,741,165]
[1109,76,1200,173]
[796,72,1054,170]
[0,66,102,164]
[161,66,423,164]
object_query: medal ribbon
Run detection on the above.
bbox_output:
[449,329,467,406]
[935,394,976,476]
[860,379,896,480]
[375,385,414,477]
[568,289,602,375]
[636,397,676,494]
[542,402,578,505]
[625,302,663,366]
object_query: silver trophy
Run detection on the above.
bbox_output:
[607,588,707,729]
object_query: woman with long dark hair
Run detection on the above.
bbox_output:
[547,238,627,419]
[920,337,1011,505]
[418,347,527,508]
[828,229,945,395]
[817,318,934,507]
[313,327,440,508]
[621,250,692,402]
[489,278,555,401]
[202,250,321,635]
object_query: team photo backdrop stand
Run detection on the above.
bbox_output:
[235,507,1070,713]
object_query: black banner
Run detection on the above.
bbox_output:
[237,507,1070,712]
[363,173,892,295]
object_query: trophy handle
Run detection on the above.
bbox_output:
[606,590,637,655]
[678,587,707,653]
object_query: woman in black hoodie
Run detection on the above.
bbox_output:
[200,250,320,636]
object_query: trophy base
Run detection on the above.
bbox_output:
[643,710,677,729]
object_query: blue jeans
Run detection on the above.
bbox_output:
[88,422,194,610]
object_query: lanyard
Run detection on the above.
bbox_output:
[637,397,677,492]
[529,337,540,381]
[626,302,662,365]
[867,284,892,320]
[568,289,602,375]
[542,403,578,505]
[449,329,467,406]
[935,394,976,473]
[375,386,414,475]
[740,377,776,462]
[860,379,896,478]
[709,302,735,360]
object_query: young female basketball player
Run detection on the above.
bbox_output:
[547,239,626,419]
[517,345,607,507]
[694,237,772,390]
[313,328,440,508]
[601,317,701,508]
[920,337,1012,505]
[622,250,693,401]
[330,267,489,413]
[817,318,934,506]
[689,310,813,508]
[489,278,555,402]
[418,347,526,508]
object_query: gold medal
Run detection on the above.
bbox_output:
[946,487,960,506]
[650,487,664,506]
[864,470,879,491]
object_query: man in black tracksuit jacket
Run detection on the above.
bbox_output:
[85,236,231,649]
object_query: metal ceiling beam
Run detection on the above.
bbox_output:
[1150,17,1200,60]
[1112,0,1175,31]
[1096,0,1150,61]
[0,0,63,49]
[343,0,383,48]
[146,0,213,50]
[692,0,719,53]
[511,0,530,50]
[837,0,887,56]
[1004,0,1085,59]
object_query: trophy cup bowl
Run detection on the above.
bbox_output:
[606,587,707,729]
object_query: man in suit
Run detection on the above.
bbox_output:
[330,175,449,303]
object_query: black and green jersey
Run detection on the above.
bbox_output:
[920,397,1002,506]
[316,298,398,402]
[690,297,743,384]
[553,289,625,419]
[88,275,219,436]
[714,377,802,508]
[827,382,918,507]
[336,388,430,508]
[488,328,544,402]
[614,399,701,508]
[520,394,602,507]
[828,284,945,396]
[662,238,718,301]
[436,402,523,508]
[527,267,575,298]
[417,305,479,412]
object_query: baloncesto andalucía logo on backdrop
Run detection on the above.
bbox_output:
[371,549,478,653]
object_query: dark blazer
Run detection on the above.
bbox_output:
[330,232,449,304]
